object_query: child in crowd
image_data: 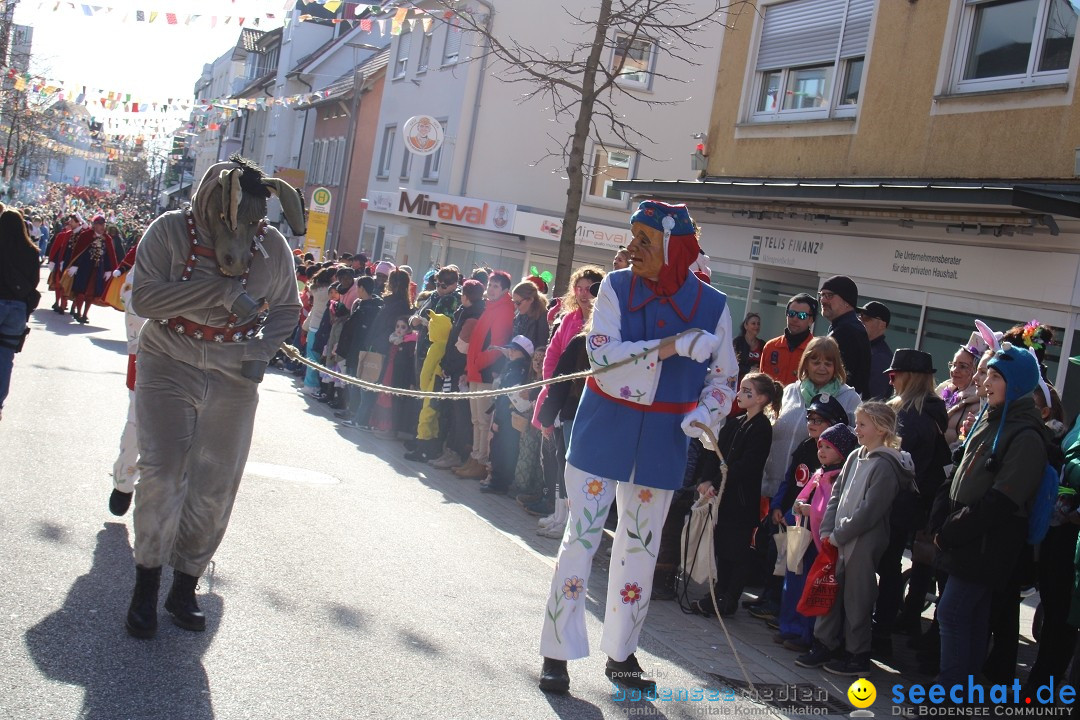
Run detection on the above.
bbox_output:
[509,347,547,506]
[691,373,783,617]
[797,401,914,676]
[777,423,858,653]
[753,393,852,621]
[483,334,535,494]
[370,317,416,438]
[319,285,350,409]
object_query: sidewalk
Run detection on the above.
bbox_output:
[315,390,1043,719]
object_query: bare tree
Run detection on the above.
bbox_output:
[430,0,746,294]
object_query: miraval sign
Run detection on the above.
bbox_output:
[368,189,517,233]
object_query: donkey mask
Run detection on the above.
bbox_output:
[191,154,306,278]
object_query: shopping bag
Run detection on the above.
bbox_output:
[785,515,814,574]
[772,525,788,576]
[680,494,719,586]
[103,272,127,311]
[796,542,839,617]
[357,351,384,383]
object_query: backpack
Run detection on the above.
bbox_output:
[1014,427,1065,545]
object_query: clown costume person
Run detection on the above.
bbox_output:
[538,201,738,694]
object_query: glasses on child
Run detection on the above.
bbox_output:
[786,310,810,320]
[806,415,829,425]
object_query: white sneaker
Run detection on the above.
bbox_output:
[538,521,566,539]
[430,450,461,469]
[537,512,557,529]
[538,499,568,532]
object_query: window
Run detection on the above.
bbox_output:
[309,139,324,184]
[612,33,657,88]
[442,21,461,65]
[327,138,341,185]
[394,29,412,78]
[951,0,1077,93]
[377,125,396,178]
[422,119,447,181]
[400,142,413,180]
[333,138,346,185]
[585,146,636,204]
[750,0,873,121]
[417,31,433,72]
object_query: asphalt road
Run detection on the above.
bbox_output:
[0,285,767,720]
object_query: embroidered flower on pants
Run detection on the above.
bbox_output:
[638,489,653,504]
[562,576,584,601]
[585,478,606,498]
[619,385,632,399]
[621,582,643,605]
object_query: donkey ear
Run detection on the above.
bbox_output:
[217,168,242,232]
[262,178,307,236]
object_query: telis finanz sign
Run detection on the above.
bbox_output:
[368,189,516,233]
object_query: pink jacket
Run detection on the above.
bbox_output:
[532,308,585,428]
[795,466,841,553]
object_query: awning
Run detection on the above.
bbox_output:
[612,177,1080,222]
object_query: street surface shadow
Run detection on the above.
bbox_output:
[398,628,441,656]
[327,602,367,631]
[24,522,222,720]
[88,337,128,354]
[36,520,70,544]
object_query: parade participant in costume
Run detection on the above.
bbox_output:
[66,215,118,324]
[46,215,78,313]
[46,214,80,313]
[109,243,146,517]
[538,200,738,694]
[125,154,305,639]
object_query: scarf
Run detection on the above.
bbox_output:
[639,232,700,297]
[800,377,841,407]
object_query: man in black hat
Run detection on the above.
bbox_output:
[818,275,871,398]
[859,300,892,400]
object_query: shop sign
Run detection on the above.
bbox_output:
[402,116,444,156]
[704,223,1079,305]
[368,189,516,233]
[513,211,630,251]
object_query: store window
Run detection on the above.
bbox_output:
[445,240,526,279]
[750,0,873,121]
[950,0,1077,94]
[710,271,751,332]
[920,307,1063,392]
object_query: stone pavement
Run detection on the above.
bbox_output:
[327,410,1041,719]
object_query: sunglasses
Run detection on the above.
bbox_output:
[437,282,455,289]
[786,310,811,320]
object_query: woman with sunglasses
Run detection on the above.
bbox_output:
[936,344,981,447]
[510,280,550,352]
[760,293,818,387]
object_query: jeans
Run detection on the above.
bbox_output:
[937,575,994,689]
[303,330,320,389]
[0,299,28,410]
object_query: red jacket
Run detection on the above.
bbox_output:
[69,227,119,269]
[759,332,814,387]
[48,228,72,264]
[467,293,514,384]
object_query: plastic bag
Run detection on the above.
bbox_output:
[796,542,839,617]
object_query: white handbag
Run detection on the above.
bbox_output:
[785,515,814,574]
[680,494,719,586]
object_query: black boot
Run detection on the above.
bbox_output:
[108,489,133,517]
[164,570,206,631]
[538,657,570,694]
[605,654,656,692]
[125,565,161,639]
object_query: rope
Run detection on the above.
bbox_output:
[278,327,708,401]
[692,422,756,695]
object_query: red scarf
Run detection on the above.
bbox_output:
[638,232,701,297]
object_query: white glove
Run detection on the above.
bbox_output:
[680,405,712,439]
[66,266,77,277]
[674,330,722,363]
[46,262,54,271]
[112,269,122,278]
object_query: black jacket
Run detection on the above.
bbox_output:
[538,333,588,426]
[896,393,949,503]
[513,312,550,353]
[441,301,484,379]
[867,335,893,400]
[337,295,383,366]
[696,411,773,527]
[829,309,871,398]
[366,295,412,355]
[0,238,41,310]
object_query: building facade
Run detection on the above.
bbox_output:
[359,0,725,281]
[618,0,1080,403]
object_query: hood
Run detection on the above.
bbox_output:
[427,311,452,344]
[862,445,917,486]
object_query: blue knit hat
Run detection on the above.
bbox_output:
[970,342,1041,466]
[630,200,695,236]
[819,423,858,460]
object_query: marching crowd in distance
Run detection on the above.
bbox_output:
[286,248,1080,690]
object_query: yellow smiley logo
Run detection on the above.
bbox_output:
[847,678,876,709]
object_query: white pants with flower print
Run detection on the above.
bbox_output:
[540,463,674,662]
